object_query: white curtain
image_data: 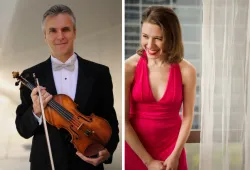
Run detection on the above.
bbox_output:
[200,0,250,170]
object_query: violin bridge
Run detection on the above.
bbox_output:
[77,123,93,137]
[77,123,84,130]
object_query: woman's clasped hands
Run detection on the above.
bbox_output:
[147,154,179,170]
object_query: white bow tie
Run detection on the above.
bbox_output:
[52,58,76,72]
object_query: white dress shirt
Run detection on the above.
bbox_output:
[34,53,78,125]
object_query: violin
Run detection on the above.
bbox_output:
[12,71,112,157]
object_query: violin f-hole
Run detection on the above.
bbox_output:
[70,125,80,140]
[78,115,92,122]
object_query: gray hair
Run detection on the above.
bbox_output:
[42,4,76,33]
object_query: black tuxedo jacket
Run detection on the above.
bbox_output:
[15,54,119,170]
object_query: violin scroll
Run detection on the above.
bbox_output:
[12,71,20,78]
[12,71,21,86]
[12,71,31,88]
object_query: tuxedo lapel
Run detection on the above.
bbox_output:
[74,55,95,110]
[41,58,58,96]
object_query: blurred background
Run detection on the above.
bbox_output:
[0,0,122,169]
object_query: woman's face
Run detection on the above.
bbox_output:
[141,22,165,59]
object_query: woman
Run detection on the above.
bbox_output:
[125,6,196,170]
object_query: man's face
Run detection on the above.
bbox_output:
[43,13,76,59]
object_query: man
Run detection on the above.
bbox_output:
[15,4,119,170]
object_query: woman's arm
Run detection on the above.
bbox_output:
[171,60,197,158]
[125,55,163,169]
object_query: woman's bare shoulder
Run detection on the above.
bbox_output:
[125,54,140,75]
[179,59,196,70]
[125,54,140,85]
[178,59,196,84]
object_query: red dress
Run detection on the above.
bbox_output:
[125,53,188,170]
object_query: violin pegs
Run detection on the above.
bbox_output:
[15,81,20,86]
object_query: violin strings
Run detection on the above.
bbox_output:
[49,100,72,120]
[49,101,81,127]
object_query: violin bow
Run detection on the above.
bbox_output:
[33,73,55,170]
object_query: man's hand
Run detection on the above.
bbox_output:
[31,86,53,117]
[76,148,110,166]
